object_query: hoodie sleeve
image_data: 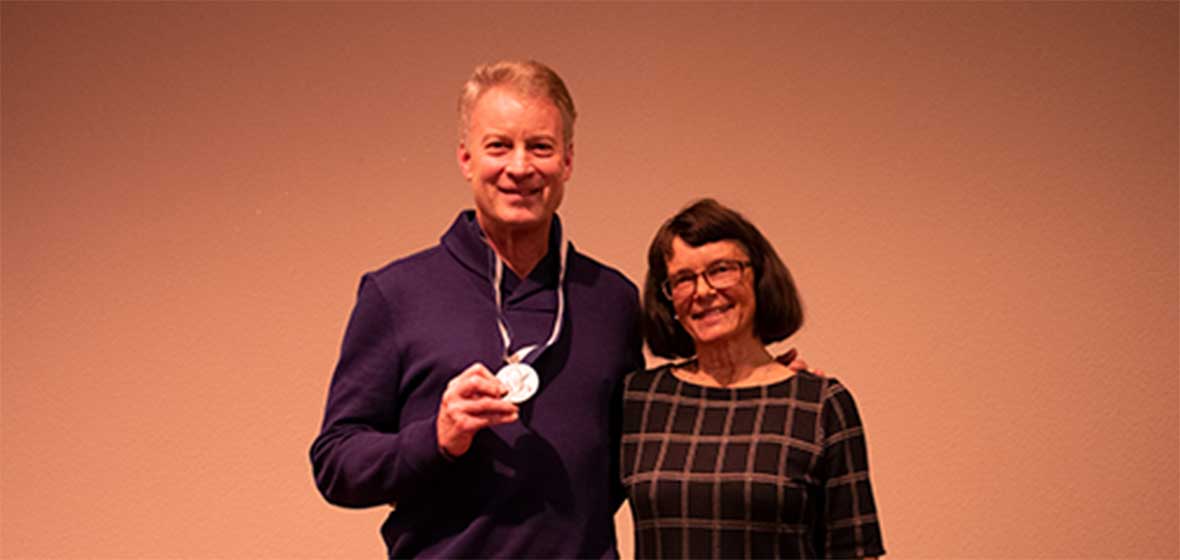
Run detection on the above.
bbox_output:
[309,274,453,508]
[609,281,645,511]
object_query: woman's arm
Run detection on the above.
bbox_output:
[817,378,886,558]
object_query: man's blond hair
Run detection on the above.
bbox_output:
[458,60,577,147]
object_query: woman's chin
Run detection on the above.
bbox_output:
[689,325,739,347]
[687,317,761,350]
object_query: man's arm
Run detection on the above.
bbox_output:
[310,275,519,508]
[309,275,450,508]
[609,288,646,511]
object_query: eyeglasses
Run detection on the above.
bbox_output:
[661,259,752,300]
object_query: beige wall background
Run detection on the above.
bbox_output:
[2,3,1177,558]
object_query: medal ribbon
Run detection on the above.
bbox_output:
[491,229,568,367]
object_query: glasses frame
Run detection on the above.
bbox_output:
[661,259,753,300]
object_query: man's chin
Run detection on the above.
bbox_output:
[481,212,552,235]
[498,205,553,226]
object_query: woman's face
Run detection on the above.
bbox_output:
[664,237,758,348]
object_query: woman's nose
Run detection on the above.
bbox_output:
[692,274,717,297]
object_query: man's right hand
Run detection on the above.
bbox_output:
[436,362,520,458]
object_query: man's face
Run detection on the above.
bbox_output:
[458,87,572,235]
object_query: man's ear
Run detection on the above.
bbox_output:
[457,143,473,181]
[562,142,574,181]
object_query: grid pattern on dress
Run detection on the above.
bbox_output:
[621,366,885,559]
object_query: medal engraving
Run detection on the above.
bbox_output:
[496,362,539,404]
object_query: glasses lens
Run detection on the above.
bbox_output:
[668,277,694,298]
[707,262,742,288]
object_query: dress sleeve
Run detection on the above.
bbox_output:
[817,379,886,558]
[309,274,452,508]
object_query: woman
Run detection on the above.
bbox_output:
[621,199,885,559]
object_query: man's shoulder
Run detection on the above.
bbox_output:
[567,247,638,296]
[363,243,453,289]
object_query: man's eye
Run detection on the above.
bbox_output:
[485,141,509,152]
[530,143,554,154]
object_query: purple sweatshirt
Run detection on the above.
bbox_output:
[311,211,643,558]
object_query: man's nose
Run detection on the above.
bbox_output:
[505,149,533,177]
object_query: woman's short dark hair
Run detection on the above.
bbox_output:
[642,198,804,359]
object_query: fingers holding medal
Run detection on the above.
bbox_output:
[436,362,520,457]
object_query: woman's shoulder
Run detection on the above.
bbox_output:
[807,374,872,433]
[779,370,827,400]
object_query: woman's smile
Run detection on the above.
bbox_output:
[689,302,734,322]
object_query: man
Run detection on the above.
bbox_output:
[311,60,643,557]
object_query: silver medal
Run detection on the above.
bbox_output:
[496,362,539,404]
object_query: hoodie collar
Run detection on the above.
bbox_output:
[441,210,565,294]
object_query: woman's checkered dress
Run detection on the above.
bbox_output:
[621,367,885,559]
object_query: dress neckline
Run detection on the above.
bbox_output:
[660,350,806,396]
